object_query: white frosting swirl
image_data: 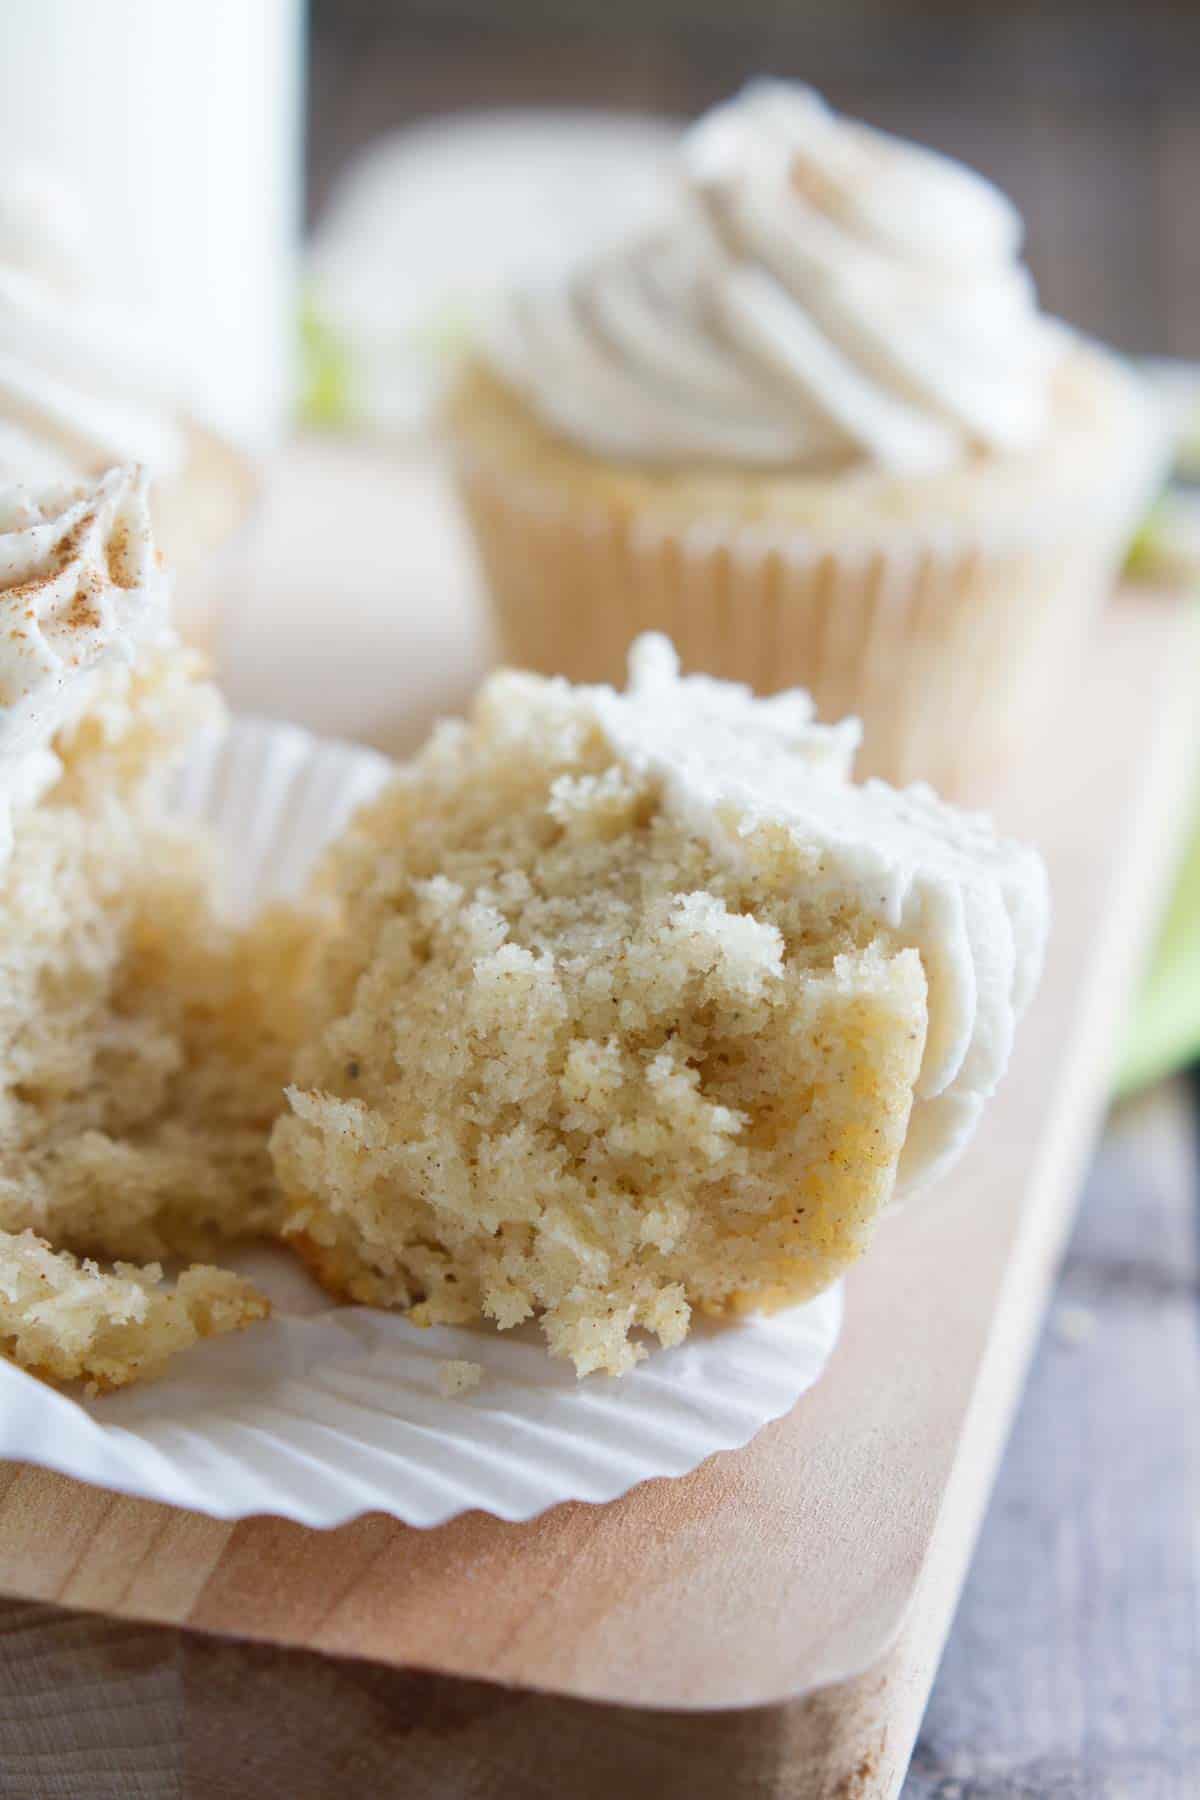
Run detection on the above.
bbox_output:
[588,633,1049,1190]
[0,166,187,489]
[486,83,1060,473]
[0,466,169,781]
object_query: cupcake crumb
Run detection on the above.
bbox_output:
[1053,1303,1097,1348]
[439,1359,484,1398]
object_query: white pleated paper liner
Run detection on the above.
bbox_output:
[0,718,844,1529]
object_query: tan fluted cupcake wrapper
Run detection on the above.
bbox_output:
[454,442,1162,795]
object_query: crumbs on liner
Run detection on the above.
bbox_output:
[438,1359,484,1398]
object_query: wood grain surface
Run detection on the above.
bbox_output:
[907,1079,1200,1798]
[0,1591,966,1799]
[0,446,1196,1796]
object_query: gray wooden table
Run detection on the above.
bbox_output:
[905,1079,1200,1799]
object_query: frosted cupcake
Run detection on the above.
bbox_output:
[273,637,1048,1376]
[0,168,257,651]
[447,83,1168,790]
[0,467,287,1387]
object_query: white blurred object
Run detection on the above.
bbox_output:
[308,110,681,433]
[0,0,304,449]
[0,165,92,291]
[1141,356,1200,478]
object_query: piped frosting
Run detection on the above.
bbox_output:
[586,633,1048,1188]
[0,466,169,773]
[486,82,1060,474]
[0,165,187,487]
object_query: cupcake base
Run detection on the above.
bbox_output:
[463,462,1145,790]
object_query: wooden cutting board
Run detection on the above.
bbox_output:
[0,443,1196,1799]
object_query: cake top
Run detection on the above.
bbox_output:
[599,631,863,780]
[484,81,1060,474]
[0,165,188,488]
[0,466,170,776]
[494,634,1049,1189]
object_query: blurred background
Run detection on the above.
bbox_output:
[7,0,1195,441]
[307,0,1200,358]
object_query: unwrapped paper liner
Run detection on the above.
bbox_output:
[0,717,843,1528]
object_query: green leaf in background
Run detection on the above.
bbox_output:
[1120,480,1200,1098]
[297,289,480,436]
[298,291,356,431]
[1123,499,1171,582]
[1117,762,1200,1095]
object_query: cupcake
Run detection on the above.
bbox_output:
[447,83,1168,791]
[0,166,257,653]
[0,467,325,1389]
[273,637,1047,1376]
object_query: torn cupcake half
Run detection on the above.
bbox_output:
[0,467,314,1390]
[272,636,1049,1376]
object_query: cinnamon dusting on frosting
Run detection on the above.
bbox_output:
[0,465,169,765]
